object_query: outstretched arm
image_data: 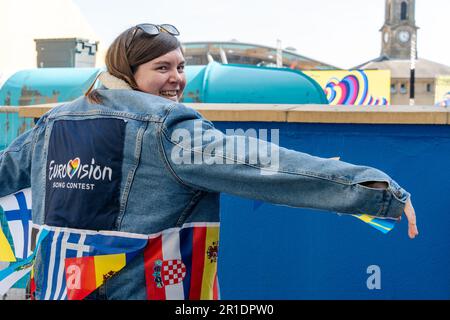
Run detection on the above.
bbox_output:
[161,104,410,220]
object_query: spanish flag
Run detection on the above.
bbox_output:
[65,251,140,300]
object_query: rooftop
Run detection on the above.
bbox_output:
[355,56,450,78]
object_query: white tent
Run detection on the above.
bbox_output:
[0,0,105,86]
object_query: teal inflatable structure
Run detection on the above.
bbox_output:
[0,62,327,106]
[0,63,327,148]
[0,68,102,106]
[182,62,327,104]
[0,68,102,149]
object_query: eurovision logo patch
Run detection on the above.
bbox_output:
[45,118,126,230]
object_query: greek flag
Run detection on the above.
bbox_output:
[37,226,148,300]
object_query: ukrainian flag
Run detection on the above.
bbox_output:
[0,210,16,262]
[352,214,396,234]
[0,227,16,262]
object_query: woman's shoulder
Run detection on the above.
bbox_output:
[96,89,178,119]
[44,89,203,124]
[102,90,205,124]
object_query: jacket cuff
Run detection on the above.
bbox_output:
[379,179,410,219]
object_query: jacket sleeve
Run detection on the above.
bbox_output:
[159,104,409,219]
[0,127,35,198]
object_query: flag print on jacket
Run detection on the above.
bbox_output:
[0,188,32,260]
[34,223,220,300]
[144,222,220,300]
[0,225,49,295]
[36,226,148,300]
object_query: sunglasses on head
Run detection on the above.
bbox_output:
[126,23,180,50]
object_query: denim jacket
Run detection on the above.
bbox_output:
[0,75,409,299]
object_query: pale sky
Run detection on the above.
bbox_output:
[72,0,450,69]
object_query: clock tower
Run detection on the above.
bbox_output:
[380,0,418,59]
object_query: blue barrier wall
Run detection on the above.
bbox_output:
[213,121,450,300]
[1,118,449,299]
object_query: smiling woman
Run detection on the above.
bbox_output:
[0,23,417,301]
[133,48,186,102]
[85,23,185,104]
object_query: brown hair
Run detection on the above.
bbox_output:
[86,26,182,104]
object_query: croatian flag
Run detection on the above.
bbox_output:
[144,222,220,300]
[37,226,148,300]
[0,188,32,259]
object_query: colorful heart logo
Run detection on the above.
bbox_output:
[67,158,80,179]
[324,70,388,106]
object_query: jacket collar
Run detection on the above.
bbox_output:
[98,71,132,90]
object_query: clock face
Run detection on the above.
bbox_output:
[398,30,410,43]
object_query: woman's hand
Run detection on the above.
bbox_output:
[361,181,419,239]
[402,197,419,239]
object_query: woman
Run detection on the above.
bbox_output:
[0,24,418,300]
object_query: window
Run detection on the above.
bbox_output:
[387,1,391,21]
[400,83,407,94]
[426,83,432,93]
[401,1,408,20]
[390,84,397,94]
